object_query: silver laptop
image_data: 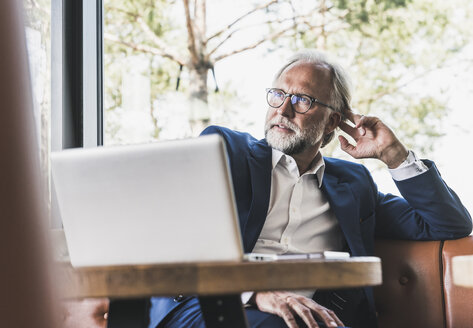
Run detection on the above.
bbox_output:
[51,135,244,267]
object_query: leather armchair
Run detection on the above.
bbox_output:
[61,236,473,328]
[374,236,473,328]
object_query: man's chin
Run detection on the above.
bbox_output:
[266,134,304,155]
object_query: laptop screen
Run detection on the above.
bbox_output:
[51,135,243,267]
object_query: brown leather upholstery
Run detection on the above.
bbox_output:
[375,236,473,328]
[374,240,445,328]
[442,237,473,328]
[0,1,58,327]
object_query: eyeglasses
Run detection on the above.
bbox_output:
[266,88,335,114]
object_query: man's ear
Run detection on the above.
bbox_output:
[325,111,342,134]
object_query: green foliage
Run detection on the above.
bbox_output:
[333,0,412,28]
[294,0,470,155]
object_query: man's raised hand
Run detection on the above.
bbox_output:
[338,112,408,169]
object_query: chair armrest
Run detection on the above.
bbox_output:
[442,236,473,328]
[374,236,473,328]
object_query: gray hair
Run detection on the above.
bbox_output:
[274,50,352,147]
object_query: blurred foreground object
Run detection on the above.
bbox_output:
[0,0,58,327]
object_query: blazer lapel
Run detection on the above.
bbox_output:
[321,168,365,256]
[242,139,272,252]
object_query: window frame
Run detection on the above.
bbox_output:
[50,0,103,228]
[51,0,103,151]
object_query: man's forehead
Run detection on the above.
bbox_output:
[276,61,332,93]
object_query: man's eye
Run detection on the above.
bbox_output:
[273,91,284,99]
[292,95,307,104]
[298,96,310,105]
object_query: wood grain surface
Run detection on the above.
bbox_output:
[57,257,382,299]
[53,229,382,299]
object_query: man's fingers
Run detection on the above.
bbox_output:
[327,309,345,327]
[255,291,344,328]
[317,309,339,328]
[355,115,366,135]
[339,118,368,139]
[356,114,379,127]
[256,292,299,328]
[354,114,365,128]
[344,110,355,124]
[276,302,299,328]
[345,111,364,125]
[338,135,357,157]
[300,299,343,328]
[343,112,373,136]
[286,296,319,328]
[338,121,358,139]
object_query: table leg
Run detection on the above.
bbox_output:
[107,298,149,328]
[198,294,249,328]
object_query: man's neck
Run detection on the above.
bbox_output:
[290,144,322,175]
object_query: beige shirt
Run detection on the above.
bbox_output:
[252,149,345,255]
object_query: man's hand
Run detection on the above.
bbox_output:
[338,112,408,169]
[252,291,344,328]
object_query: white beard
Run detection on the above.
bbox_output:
[265,116,326,155]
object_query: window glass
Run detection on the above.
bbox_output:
[23,0,51,199]
[103,0,473,210]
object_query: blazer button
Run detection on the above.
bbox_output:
[174,294,184,302]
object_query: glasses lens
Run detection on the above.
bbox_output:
[291,95,311,113]
[267,89,285,107]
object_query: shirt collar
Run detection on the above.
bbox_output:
[271,148,326,187]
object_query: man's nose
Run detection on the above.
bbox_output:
[276,96,294,117]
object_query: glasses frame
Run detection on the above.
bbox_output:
[266,88,335,114]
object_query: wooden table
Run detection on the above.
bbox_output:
[452,255,473,287]
[57,258,381,328]
[53,230,382,327]
[58,257,382,299]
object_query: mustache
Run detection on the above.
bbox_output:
[266,117,300,133]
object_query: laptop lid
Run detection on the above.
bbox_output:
[51,134,243,267]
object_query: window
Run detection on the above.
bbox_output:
[100,0,473,210]
[24,0,51,184]
[23,0,473,216]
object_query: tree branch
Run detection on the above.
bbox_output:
[208,13,315,57]
[135,15,185,63]
[104,32,185,66]
[206,0,278,43]
[183,0,199,64]
[107,6,185,65]
[213,26,295,62]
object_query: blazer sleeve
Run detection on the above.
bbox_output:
[373,160,472,240]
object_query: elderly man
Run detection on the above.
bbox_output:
[149,51,471,328]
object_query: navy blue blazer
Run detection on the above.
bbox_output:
[149,125,472,327]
